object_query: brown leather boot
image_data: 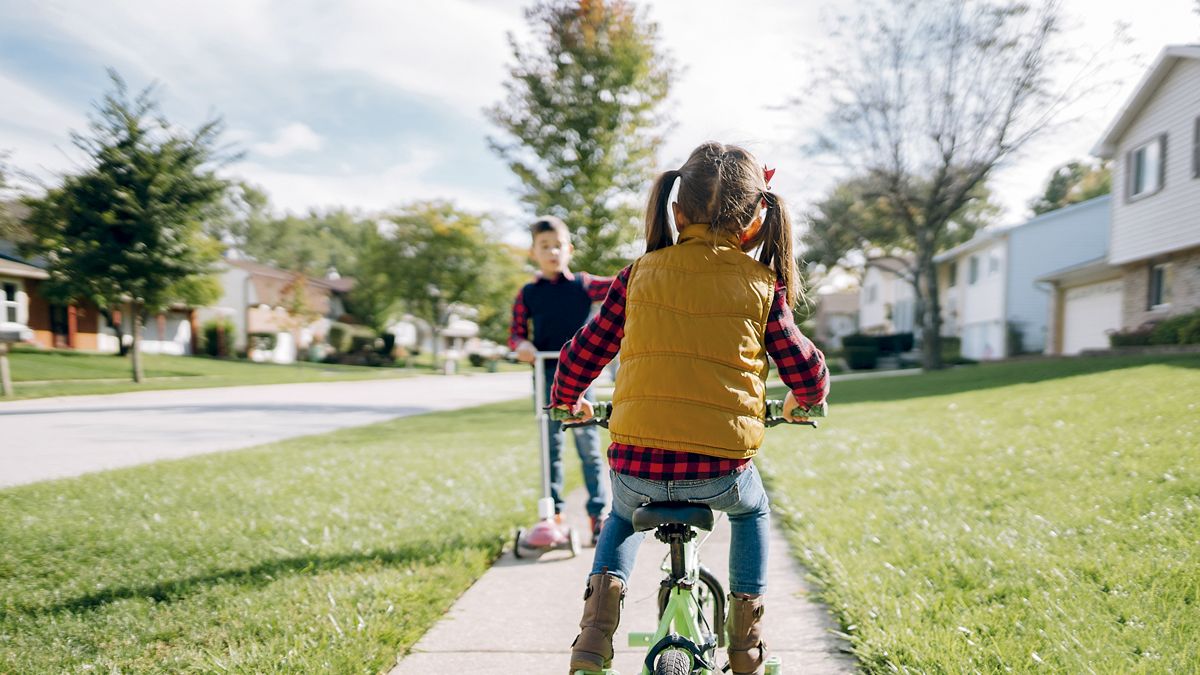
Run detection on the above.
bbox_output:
[727,593,767,675]
[568,573,625,674]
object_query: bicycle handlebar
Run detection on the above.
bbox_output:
[550,399,826,429]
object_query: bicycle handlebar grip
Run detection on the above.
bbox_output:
[765,399,827,419]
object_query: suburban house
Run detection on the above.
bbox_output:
[196,257,354,360]
[1090,44,1200,331]
[2,243,114,351]
[935,196,1111,360]
[812,290,859,349]
[857,257,916,335]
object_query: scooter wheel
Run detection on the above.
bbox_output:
[568,528,581,557]
[513,529,526,559]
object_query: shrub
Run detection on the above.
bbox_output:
[201,319,235,358]
[327,322,352,353]
[1108,326,1154,347]
[845,346,879,370]
[1181,314,1200,345]
[1150,311,1200,345]
[841,333,877,349]
[940,336,962,363]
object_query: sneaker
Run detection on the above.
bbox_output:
[589,515,606,546]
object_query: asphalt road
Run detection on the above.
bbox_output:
[0,372,531,488]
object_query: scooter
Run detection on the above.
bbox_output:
[513,350,581,559]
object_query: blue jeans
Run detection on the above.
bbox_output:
[540,362,607,518]
[591,463,770,595]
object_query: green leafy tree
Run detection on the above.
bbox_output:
[801,0,1119,368]
[488,0,675,274]
[23,71,227,382]
[0,154,30,244]
[1029,160,1111,215]
[804,173,998,288]
[357,201,525,351]
[208,183,373,277]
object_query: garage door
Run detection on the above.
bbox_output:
[1062,280,1123,355]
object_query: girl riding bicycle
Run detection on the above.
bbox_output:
[551,141,829,675]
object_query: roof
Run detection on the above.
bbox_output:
[225,258,339,291]
[0,248,48,280]
[933,195,1111,263]
[1093,45,1200,157]
[1035,257,1122,286]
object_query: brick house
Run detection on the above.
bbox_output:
[1092,44,1200,330]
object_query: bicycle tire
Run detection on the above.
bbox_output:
[653,648,692,675]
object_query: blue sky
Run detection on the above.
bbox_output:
[1,0,1197,240]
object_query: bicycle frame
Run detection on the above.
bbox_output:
[628,533,720,675]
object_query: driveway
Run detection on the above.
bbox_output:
[0,372,530,488]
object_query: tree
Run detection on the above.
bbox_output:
[23,71,227,382]
[1028,159,1111,215]
[207,183,374,278]
[804,173,999,304]
[488,0,675,274]
[357,201,525,353]
[0,154,30,244]
[801,0,1118,369]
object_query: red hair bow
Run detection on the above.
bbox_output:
[763,166,775,186]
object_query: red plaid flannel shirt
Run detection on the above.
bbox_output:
[551,265,829,481]
[508,271,614,351]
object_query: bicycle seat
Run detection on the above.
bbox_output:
[631,502,715,532]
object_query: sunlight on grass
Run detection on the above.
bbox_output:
[762,355,1200,673]
[0,397,565,672]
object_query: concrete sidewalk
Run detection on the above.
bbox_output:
[390,488,855,675]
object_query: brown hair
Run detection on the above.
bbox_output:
[644,142,801,307]
[528,215,571,242]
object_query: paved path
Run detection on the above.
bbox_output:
[0,372,530,488]
[390,488,855,675]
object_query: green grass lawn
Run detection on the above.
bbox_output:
[0,397,572,673]
[762,354,1200,673]
[2,349,511,400]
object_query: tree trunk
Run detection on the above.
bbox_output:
[919,254,945,370]
[102,308,129,356]
[0,343,12,397]
[131,302,144,383]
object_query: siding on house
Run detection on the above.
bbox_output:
[1006,196,1112,352]
[1108,57,1200,265]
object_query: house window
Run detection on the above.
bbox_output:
[866,284,878,303]
[1128,135,1165,199]
[1148,263,1173,309]
[947,261,957,288]
[968,256,980,285]
[1193,117,1199,179]
[2,282,19,322]
[988,253,1001,276]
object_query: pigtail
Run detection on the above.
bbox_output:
[757,191,802,309]
[644,169,680,253]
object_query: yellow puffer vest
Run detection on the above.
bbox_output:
[610,223,776,458]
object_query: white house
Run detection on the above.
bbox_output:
[857,257,916,335]
[1092,44,1200,330]
[935,196,1111,360]
[813,291,859,349]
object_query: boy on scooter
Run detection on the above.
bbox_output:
[510,216,614,544]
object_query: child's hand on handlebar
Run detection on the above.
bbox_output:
[782,391,815,424]
[556,398,594,422]
[516,340,537,364]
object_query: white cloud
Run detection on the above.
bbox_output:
[252,122,324,158]
[226,145,516,217]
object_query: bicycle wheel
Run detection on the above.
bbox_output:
[653,648,692,675]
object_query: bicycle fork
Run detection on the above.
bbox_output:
[628,531,720,675]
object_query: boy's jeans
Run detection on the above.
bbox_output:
[590,463,770,596]
[540,361,608,518]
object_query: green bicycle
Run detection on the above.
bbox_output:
[556,399,825,675]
